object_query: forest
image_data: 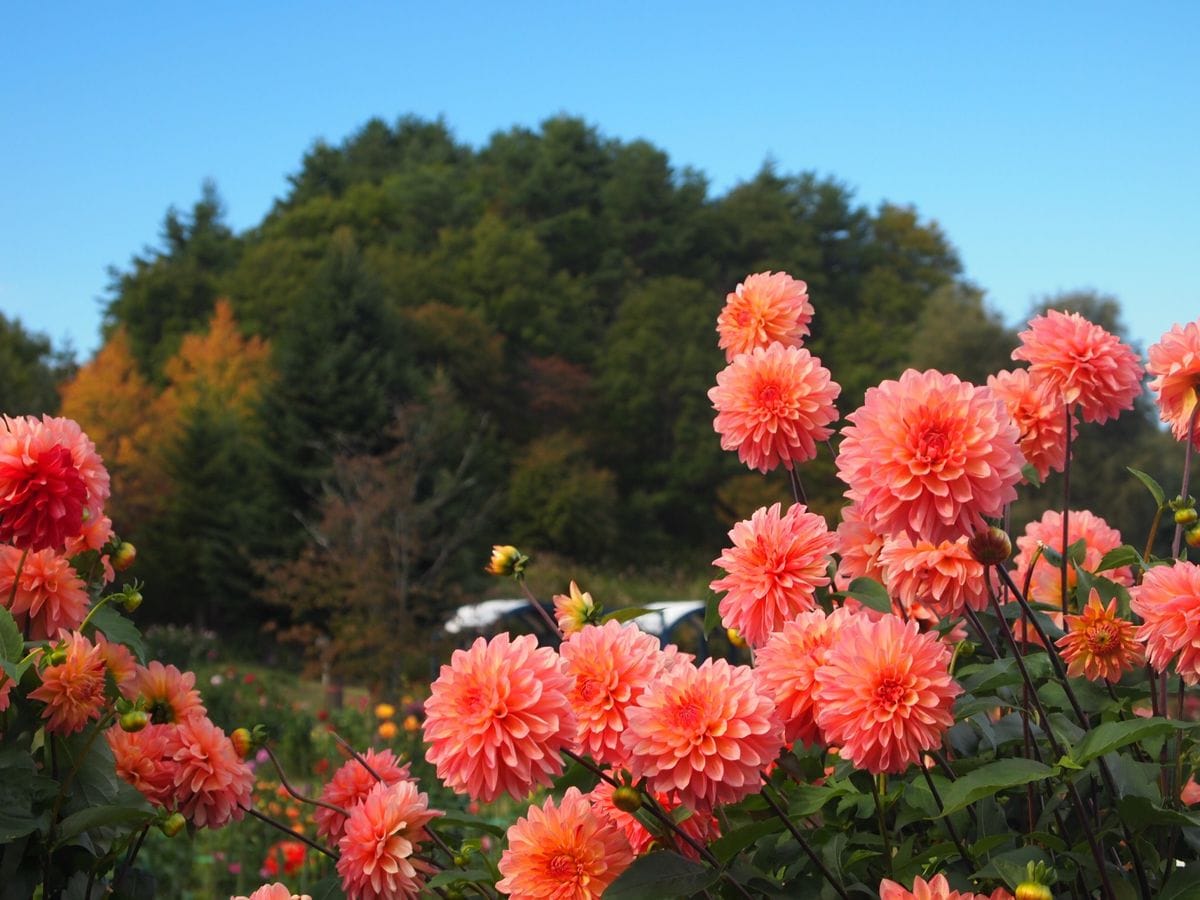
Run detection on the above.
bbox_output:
[6,114,1177,687]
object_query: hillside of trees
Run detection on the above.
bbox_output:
[11,114,1178,683]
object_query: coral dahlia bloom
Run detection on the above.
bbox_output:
[234,885,312,900]
[879,534,989,621]
[710,502,836,648]
[1057,594,1143,682]
[108,722,175,807]
[880,873,1012,900]
[1012,509,1131,612]
[560,620,662,767]
[1183,776,1200,807]
[709,343,841,472]
[497,786,633,899]
[130,660,206,724]
[315,748,412,844]
[987,368,1075,481]
[716,271,813,361]
[337,780,441,900]
[754,606,856,747]
[163,715,253,828]
[1013,309,1144,425]
[424,633,577,802]
[1132,561,1200,684]
[29,631,107,735]
[95,632,137,691]
[814,614,961,774]
[1148,319,1200,448]
[0,545,90,640]
[623,657,784,810]
[553,580,600,635]
[837,369,1023,544]
[588,780,719,860]
[834,501,888,590]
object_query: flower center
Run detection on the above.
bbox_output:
[917,427,949,463]
[672,700,704,732]
[547,852,582,880]
[579,678,604,703]
[1087,622,1120,653]
[874,676,908,709]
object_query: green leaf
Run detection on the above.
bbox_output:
[1157,867,1200,900]
[435,812,506,838]
[86,603,146,663]
[1128,467,1167,508]
[1021,462,1043,486]
[703,594,721,635]
[1096,545,1143,573]
[0,605,21,663]
[603,606,656,624]
[426,868,494,889]
[307,874,347,900]
[54,805,155,847]
[1073,716,1185,766]
[603,851,721,899]
[937,759,1056,817]
[841,577,892,615]
[710,818,782,864]
[1118,796,1200,829]
[957,657,1023,694]
[971,845,1053,887]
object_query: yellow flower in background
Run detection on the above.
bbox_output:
[403,714,420,733]
[374,702,396,720]
[486,544,527,577]
[377,720,399,740]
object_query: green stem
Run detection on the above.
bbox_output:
[760,783,850,900]
[869,773,892,875]
[1061,402,1074,617]
[918,761,973,867]
[1170,403,1199,560]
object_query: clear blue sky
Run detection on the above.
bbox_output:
[2,1,1197,358]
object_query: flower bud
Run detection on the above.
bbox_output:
[119,710,149,733]
[726,628,747,649]
[485,545,528,578]
[122,589,143,613]
[612,786,643,813]
[1175,507,1199,527]
[1187,525,1200,550]
[968,526,1012,565]
[45,648,67,667]
[230,727,254,759]
[160,812,187,837]
[112,542,137,572]
[1016,883,1053,900]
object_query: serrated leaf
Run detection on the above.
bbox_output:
[85,604,146,663]
[0,605,21,663]
[54,805,155,847]
[1072,716,1185,766]
[841,577,892,615]
[603,851,721,899]
[1128,467,1166,508]
[1096,545,1143,573]
[603,606,656,624]
[710,818,782,864]
[1118,796,1200,829]
[937,759,1056,817]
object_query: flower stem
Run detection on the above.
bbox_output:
[242,805,339,860]
[1061,403,1074,617]
[869,773,892,875]
[1170,403,1199,559]
[516,577,561,638]
[760,783,849,900]
[917,761,973,867]
[787,467,807,505]
[262,744,350,819]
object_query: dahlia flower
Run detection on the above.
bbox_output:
[710,502,836,647]
[836,369,1023,544]
[754,606,856,747]
[337,780,440,900]
[315,748,412,844]
[833,501,888,590]
[1013,309,1144,425]
[1012,509,1131,612]
[130,660,206,724]
[624,657,784,810]
[987,368,1075,480]
[94,631,137,691]
[163,714,254,828]
[716,271,813,361]
[108,722,175,807]
[0,545,89,639]
[424,633,576,802]
[1183,776,1200,807]
[815,614,961,774]
[1148,318,1200,447]
[880,873,1013,900]
[29,631,107,735]
[553,580,600,635]
[497,786,633,899]
[1131,561,1200,684]
[233,885,312,900]
[709,343,841,472]
[1057,594,1143,682]
[588,780,720,860]
[560,620,663,767]
[878,534,989,621]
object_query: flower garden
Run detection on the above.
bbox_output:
[2,272,1200,899]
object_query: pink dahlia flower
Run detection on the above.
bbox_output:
[754,606,856,747]
[1132,561,1200,684]
[878,534,989,621]
[30,631,107,735]
[108,722,176,808]
[1013,309,1144,425]
[130,660,206,724]
[833,501,888,590]
[233,885,312,900]
[0,545,89,639]
[497,786,633,899]
[716,271,813,361]
[814,614,961,774]
[710,502,835,648]
[1148,318,1200,447]
[624,657,783,810]
[337,780,440,900]
[163,715,253,828]
[315,748,412,844]
[424,633,576,802]
[987,368,1075,481]
[709,343,840,472]
[560,620,663,767]
[836,369,1023,545]
[1012,508,1131,613]
[880,873,1012,900]
[588,780,720,860]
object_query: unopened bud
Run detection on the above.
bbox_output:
[112,542,137,572]
[45,648,67,667]
[612,786,643,813]
[1186,525,1200,550]
[230,727,253,759]
[485,545,528,578]
[1015,883,1053,900]
[122,590,143,613]
[160,812,187,837]
[726,628,747,649]
[1176,507,1199,527]
[119,710,149,733]
[968,526,1012,565]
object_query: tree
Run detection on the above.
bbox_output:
[906,283,1016,384]
[0,313,74,415]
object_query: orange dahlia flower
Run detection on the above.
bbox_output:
[163,714,253,828]
[108,722,175,808]
[1132,561,1200,684]
[879,534,989,621]
[337,780,440,900]
[1013,309,1144,425]
[234,885,312,900]
[624,657,783,810]
[987,368,1075,481]
[424,633,576,802]
[881,873,1013,900]
[497,786,633,899]
[315,747,412,844]
[716,271,813,361]
[588,780,720,860]
[129,660,206,724]
[553,580,600,635]
[0,545,89,639]
[709,343,840,472]
[1012,508,1131,613]
[814,614,961,774]
[1057,594,1143,682]
[837,369,1023,545]
[710,502,836,647]
[833,501,888,590]
[29,631,107,735]
[1148,318,1200,448]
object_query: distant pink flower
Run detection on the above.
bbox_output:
[497,787,633,899]
[163,715,253,828]
[315,748,412,844]
[424,634,576,802]
[108,722,175,808]
[589,780,720,860]
[710,502,835,647]
[879,534,989,621]
[754,606,856,747]
[988,368,1075,480]
[837,369,1023,544]
[716,271,813,361]
[1013,309,1144,425]
[337,780,440,900]
[880,873,1011,900]
[234,885,312,900]
[1132,561,1200,685]
[709,343,840,472]
[624,657,783,810]
[30,631,106,735]
[0,545,89,639]
[131,661,206,724]
[1148,319,1200,447]
[560,620,662,767]
[815,614,961,774]
[1012,509,1131,612]
[833,502,888,590]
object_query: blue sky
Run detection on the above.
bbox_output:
[2,2,1197,358]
